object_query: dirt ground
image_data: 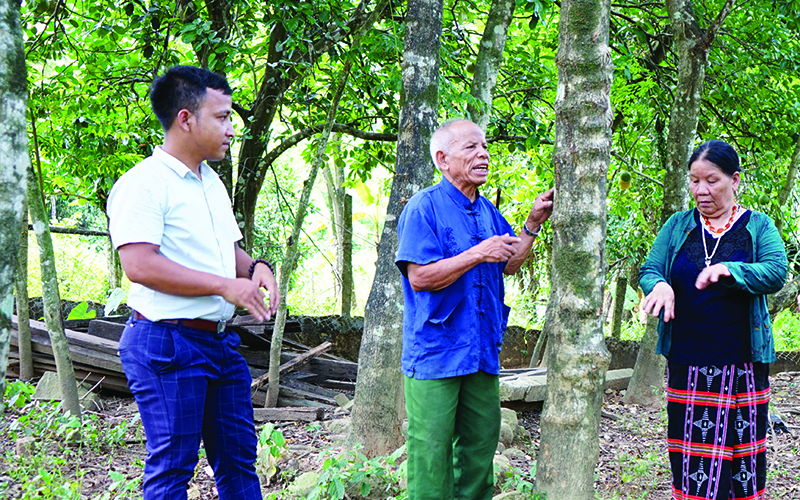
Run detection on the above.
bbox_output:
[1,372,798,499]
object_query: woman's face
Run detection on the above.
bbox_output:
[689,157,740,219]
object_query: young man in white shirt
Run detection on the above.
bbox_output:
[107,65,277,500]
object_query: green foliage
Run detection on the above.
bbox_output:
[256,423,288,485]
[96,471,141,500]
[772,309,800,351]
[4,380,36,410]
[5,385,131,451]
[284,445,407,500]
[66,301,97,320]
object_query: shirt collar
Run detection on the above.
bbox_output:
[439,176,480,209]
[153,146,213,181]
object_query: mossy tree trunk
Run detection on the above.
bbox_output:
[0,0,30,412]
[534,0,613,496]
[466,0,516,131]
[350,0,443,458]
[16,201,33,381]
[626,0,735,406]
[265,52,357,408]
[610,270,627,339]
[28,166,82,417]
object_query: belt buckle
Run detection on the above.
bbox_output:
[216,320,228,334]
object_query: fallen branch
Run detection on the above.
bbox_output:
[251,341,332,390]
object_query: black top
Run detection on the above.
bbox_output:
[668,210,753,365]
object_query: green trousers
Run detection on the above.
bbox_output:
[404,371,501,500]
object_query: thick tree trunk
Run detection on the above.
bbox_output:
[233,1,386,250]
[610,271,627,339]
[16,202,33,381]
[626,0,735,406]
[534,0,613,497]
[0,0,30,411]
[27,166,82,417]
[467,0,516,130]
[661,0,735,220]
[266,54,355,408]
[350,0,443,458]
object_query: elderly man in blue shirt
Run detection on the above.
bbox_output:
[396,118,554,500]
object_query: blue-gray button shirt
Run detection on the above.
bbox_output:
[396,177,514,380]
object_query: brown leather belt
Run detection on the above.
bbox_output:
[132,311,227,333]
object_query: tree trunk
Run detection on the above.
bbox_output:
[266,51,356,408]
[107,238,123,291]
[233,1,386,250]
[350,0,443,458]
[0,0,30,411]
[775,134,800,234]
[321,135,354,316]
[529,329,547,368]
[16,202,33,381]
[661,0,735,221]
[625,0,735,406]
[467,0,516,130]
[27,165,82,417]
[534,0,613,496]
[610,271,627,339]
[341,193,354,317]
[623,316,664,405]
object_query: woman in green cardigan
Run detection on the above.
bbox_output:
[640,140,787,500]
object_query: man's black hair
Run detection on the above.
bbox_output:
[149,65,233,131]
[688,140,741,177]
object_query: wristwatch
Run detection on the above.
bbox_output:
[523,223,540,237]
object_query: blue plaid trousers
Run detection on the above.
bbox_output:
[119,316,262,500]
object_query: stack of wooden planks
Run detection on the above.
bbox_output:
[7,315,359,421]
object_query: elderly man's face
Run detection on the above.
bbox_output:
[439,121,490,194]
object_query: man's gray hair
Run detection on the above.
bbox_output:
[429,118,471,169]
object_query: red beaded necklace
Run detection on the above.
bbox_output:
[702,204,737,234]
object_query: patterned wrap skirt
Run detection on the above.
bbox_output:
[666,361,769,500]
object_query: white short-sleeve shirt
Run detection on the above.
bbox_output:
[107,147,243,321]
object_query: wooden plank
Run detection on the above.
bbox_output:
[87,319,126,342]
[250,341,332,389]
[317,379,357,391]
[12,316,121,356]
[10,328,124,373]
[252,407,323,422]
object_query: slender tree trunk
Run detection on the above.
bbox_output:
[107,238,123,291]
[775,134,800,234]
[341,194,354,317]
[27,165,82,417]
[16,202,33,381]
[266,53,356,407]
[623,316,663,405]
[626,0,735,406]
[529,329,547,368]
[467,0,516,130]
[0,0,30,412]
[350,0,443,457]
[534,0,613,496]
[321,135,355,316]
[610,271,627,339]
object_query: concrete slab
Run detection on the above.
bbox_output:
[499,368,633,403]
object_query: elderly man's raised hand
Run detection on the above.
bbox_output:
[474,234,521,263]
[526,188,555,231]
